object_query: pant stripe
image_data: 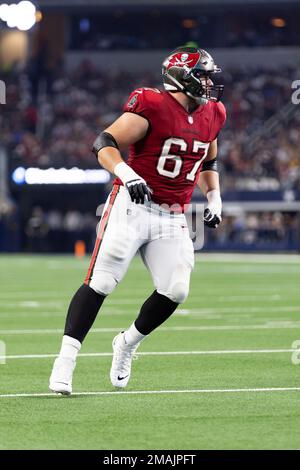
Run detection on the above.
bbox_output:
[84,185,120,285]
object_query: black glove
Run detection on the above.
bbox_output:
[204,208,222,228]
[125,178,152,204]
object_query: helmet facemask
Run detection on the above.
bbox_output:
[183,68,224,104]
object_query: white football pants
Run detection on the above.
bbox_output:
[85,185,194,303]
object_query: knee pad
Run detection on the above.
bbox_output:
[89,270,118,296]
[164,281,189,304]
[156,261,191,304]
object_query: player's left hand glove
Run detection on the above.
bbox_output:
[204,189,222,229]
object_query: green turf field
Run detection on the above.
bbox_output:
[0,253,300,449]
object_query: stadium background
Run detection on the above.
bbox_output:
[1,0,300,452]
[1,0,299,254]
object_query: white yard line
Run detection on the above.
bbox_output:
[0,348,295,361]
[0,298,286,309]
[2,252,299,263]
[0,302,65,308]
[188,306,300,314]
[1,322,300,335]
[0,327,121,334]
[0,292,68,298]
[194,253,300,263]
[0,293,294,301]
[1,387,300,399]
[0,292,295,304]
[0,306,299,319]
[213,295,282,302]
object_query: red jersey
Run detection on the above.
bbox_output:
[115,88,226,210]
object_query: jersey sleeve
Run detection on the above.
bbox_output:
[123,88,159,124]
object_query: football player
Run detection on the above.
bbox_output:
[49,46,226,394]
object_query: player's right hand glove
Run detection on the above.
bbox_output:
[114,162,152,204]
[125,178,152,204]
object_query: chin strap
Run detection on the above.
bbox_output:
[186,92,208,105]
[163,72,185,93]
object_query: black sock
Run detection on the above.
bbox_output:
[64,284,105,343]
[135,290,179,335]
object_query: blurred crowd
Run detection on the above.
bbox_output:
[1,60,300,191]
[0,197,20,252]
[18,207,300,252]
[3,193,298,252]
[1,61,157,170]
[74,28,297,51]
[205,211,300,250]
[220,67,300,191]
[24,207,98,253]
[69,11,300,50]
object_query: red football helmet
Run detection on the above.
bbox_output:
[162,46,224,104]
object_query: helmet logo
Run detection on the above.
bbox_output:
[164,52,199,70]
[174,55,193,66]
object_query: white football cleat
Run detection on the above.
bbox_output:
[110,332,140,388]
[49,357,76,395]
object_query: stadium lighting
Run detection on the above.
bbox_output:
[12,167,111,185]
[0,4,9,21]
[0,1,37,31]
[35,10,42,22]
[12,166,26,184]
[271,17,286,28]
[182,19,197,29]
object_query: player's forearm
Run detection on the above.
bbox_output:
[92,130,151,203]
[97,147,124,174]
[199,170,222,226]
[197,170,220,196]
[93,131,142,183]
[98,147,144,185]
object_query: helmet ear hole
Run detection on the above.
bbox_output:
[182,70,191,81]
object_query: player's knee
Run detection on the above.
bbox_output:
[166,282,189,304]
[89,271,118,296]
